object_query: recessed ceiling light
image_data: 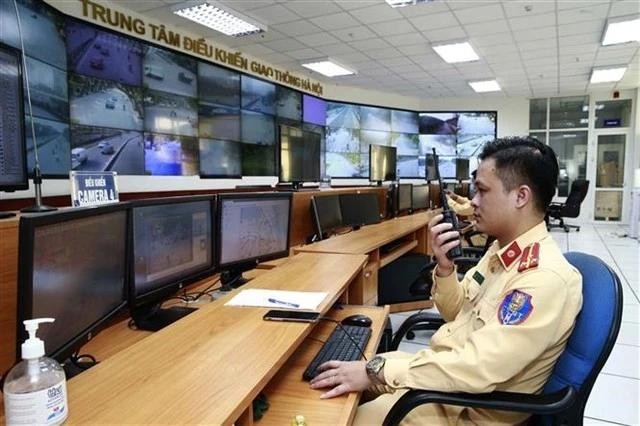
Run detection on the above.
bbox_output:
[432,42,479,63]
[468,79,501,93]
[172,1,266,37]
[385,0,433,7]
[602,15,640,46]
[301,59,355,77]
[590,67,627,83]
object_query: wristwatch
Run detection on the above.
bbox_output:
[365,355,386,385]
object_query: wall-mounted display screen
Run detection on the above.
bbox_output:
[25,115,70,176]
[23,56,68,122]
[143,45,197,98]
[326,127,359,154]
[198,62,240,107]
[360,129,390,154]
[327,102,359,129]
[303,94,326,126]
[198,104,240,141]
[458,112,496,135]
[66,19,142,86]
[69,73,143,131]
[391,110,418,133]
[393,132,419,156]
[419,134,456,156]
[241,143,274,176]
[0,0,66,70]
[241,75,275,115]
[276,86,301,121]
[144,132,198,176]
[241,110,275,145]
[360,106,390,132]
[419,112,457,135]
[438,155,456,179]
[457,134,494,157]
[199,138,241,177]
[144,89,198,136]
[70,124,144,174]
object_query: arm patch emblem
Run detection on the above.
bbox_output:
[498,290,533,325]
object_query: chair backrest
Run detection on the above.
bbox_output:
[540,252,623,423]
[560,180,590,217]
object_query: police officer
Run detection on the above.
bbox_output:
[309,137,582,425]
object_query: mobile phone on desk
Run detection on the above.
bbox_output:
[263,310,320,323]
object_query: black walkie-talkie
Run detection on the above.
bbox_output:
[433,148,462,260]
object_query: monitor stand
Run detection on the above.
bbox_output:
[133,304,197,332]
[63,358,98,379]
[219,269,248,292]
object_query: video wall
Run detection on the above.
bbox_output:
[1,0,495,181]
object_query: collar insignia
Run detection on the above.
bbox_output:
[500,241,521,268]
[472,271,485,285]
[518,242,540,273]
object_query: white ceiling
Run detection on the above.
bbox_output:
[117,0,639,99]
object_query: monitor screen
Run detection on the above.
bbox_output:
[311,194,342,239]
[279,125,321,183]
[419,112,458,135]
[360,106,390,131]
[276,86,301,121]
[218,193,291,268]
[198,62,240,107]
[131,196,214,305]
[302,94,326,126]
[70,124,144,175]
[326,102,359,129]
[25,115,70,177]
[23,55,68,122]
[0,43,28,191]
[241,75,275,115]
[241,110,275,145]
[198,104,240,141]
[369,144,397,182]
[438,155,456,179]
[143,89,198,137]
[17,204,128,362]
[391,110,418,133]
[143,45,197,98]
[412,184,429,210]
[398,183,412,212]
[199,138,242,177]
[456,158,470,181]
[360,193,381,225]
[144,132,198,176]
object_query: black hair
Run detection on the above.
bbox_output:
[478,136,559,213]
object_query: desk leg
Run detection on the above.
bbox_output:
[237,407,253,426]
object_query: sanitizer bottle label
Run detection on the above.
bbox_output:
[5,381,68,426]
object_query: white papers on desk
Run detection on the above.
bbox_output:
[224,289,328,311]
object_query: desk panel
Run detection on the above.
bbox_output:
[57,252,366,425]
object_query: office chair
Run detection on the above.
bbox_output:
[547,180,590,232]
[383,252,623,426]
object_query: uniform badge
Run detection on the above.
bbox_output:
[518,243,540,272]
[498,290,533,325]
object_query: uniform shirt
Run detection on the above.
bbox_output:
[382,221,582,424]
[447,195,474,217]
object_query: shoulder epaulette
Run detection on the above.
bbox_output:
[517,242,540,273]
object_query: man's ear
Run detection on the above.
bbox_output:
[515,185,533,209]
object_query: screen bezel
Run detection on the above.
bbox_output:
[16,203,129,363]
[216,192,292,270]
[128,195,216,308]
[0,42,28,191]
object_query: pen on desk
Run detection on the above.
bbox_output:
[268,298,300,308]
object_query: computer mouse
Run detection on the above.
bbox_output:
[341,314,372,328]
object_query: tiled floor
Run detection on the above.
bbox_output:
[388,223,640,425]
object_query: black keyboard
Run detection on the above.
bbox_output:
[302,324,372,380]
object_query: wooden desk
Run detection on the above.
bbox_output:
[260,304,389,425]
[46,252,367,425]
[295,211,438,310]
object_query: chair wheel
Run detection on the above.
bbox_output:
[406,331,416,340]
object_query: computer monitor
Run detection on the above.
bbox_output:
[360,193,381,225]
[278,125,321,189]
[412,184,429,210]
[129,195,216,331]
[217,192,291,289]
[369,144,397,185]
[456,158,470,181]
[311,194,342,241]
[398,183,413,213]
[0,43,28,203]
[425,153,438,182]
[17,204,128,367]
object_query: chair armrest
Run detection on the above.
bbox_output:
[383,387,578,426]
[390,312,445,350]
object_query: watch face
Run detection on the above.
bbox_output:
[367,356,385,375]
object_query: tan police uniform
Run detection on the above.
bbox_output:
[354,221,582,425]
[447,194,474,217]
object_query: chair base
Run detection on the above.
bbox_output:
[547,217,580,233]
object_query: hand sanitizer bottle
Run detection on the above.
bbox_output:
[3,318,68,425]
